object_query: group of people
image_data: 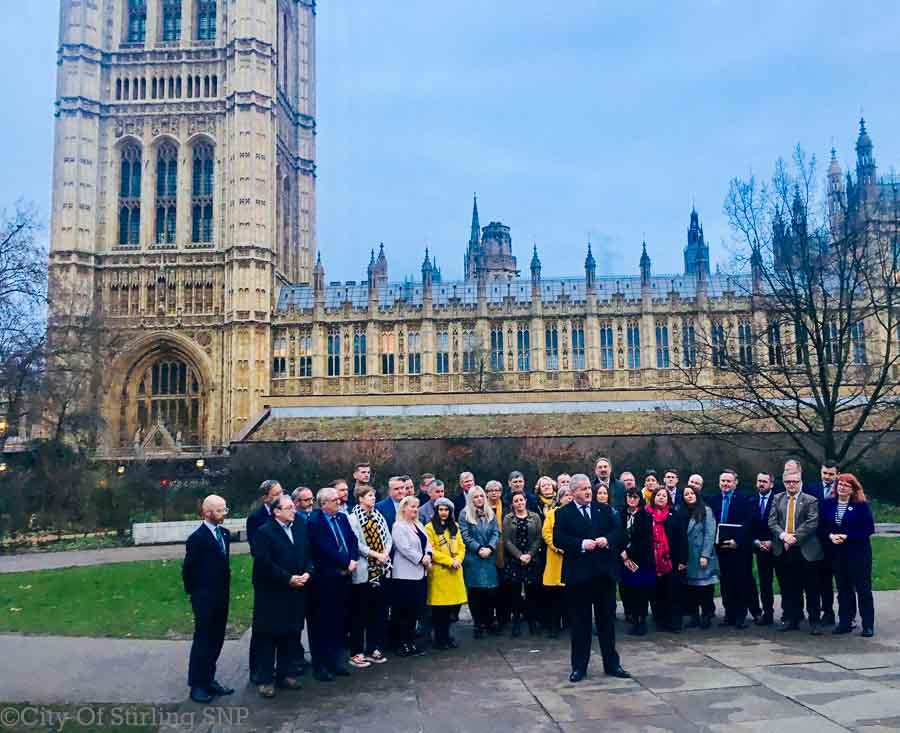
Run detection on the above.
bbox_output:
[181,457,877,700]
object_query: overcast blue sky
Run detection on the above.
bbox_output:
[2,1,899,281]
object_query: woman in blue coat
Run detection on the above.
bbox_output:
[819,473,875,637]
[458,486,500,638]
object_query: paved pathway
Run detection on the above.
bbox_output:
[1,593,900,732]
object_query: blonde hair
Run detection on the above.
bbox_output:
[463,485,495,524]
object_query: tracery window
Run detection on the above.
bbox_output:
[155,143,178,245]
[118,144,142,246]
[191,144,214,244]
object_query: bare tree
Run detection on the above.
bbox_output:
[462,343,503,393]
[668,146,900,467]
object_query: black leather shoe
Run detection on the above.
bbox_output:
[861,627,874,637]
[313,668,335,682]
[605,666,631,679]
[755,614,774,626]
[809,624,823,636]
[189,687,214,704]
[207,680,234,696]
[568,669,585,683]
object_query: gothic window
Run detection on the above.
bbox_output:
[196,0,216,41]
[711,321,727,367]
[191,144,214,244]
[599,323,614,370]
[517,324,530,372]
[381,332,395,375]
[407,331,422,374]
[353,329,367,375]
[161,0,182,42]
[823,320,840,365]
[627,321,641,370]
[436,330,450,374]
[682,321,697,368]
[851,320,867,364]
[490,326,504,371]
[738,320,753,366]
[572,323,585,370]
[298,332,312,377]
[126,0,147,43]
[655,322,670,369]
[327,328,340,377]
[545,323,559,371]
[272,357,287,378]
[462,330,476,373]
[155,143,178,245]
[118,144,142,246]
[794,318,809,365]
[134,358,201,446]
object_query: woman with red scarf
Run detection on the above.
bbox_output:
[646,487,685,632]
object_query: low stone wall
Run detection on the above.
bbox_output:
[132,517,247,545]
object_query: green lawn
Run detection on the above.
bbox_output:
[870,499,900,523]
[0,539,898,639]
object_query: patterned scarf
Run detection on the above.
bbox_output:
[352,505,392,586]
[646,505,673,576]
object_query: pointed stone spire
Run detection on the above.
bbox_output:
[313,252,325,295]
[856,117,877,192]
[530,243,541,296]
[584,242,596,291]
[422,247,433,289]
[470,193,481,247]
[372,242,388,287]
[640,240,652,287]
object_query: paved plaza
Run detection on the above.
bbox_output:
[3,592,900,732]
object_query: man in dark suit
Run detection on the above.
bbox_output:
[452,471,476,514]
[806,461,839,626]
[706,469,753,628]
[306,486,359,681]
[553,473,630,683]
[593,457,626,509]
[245,479,283,684]
[663,468,683,506]
[748,472,780,625]
[375,476,405,530]
[251,495,314,697]
[769,468,824,635]
[182,495,234,704]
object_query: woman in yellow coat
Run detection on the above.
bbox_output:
[541,486,573,638]
[425,497,467,649]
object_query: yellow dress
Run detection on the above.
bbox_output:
[541,507,565,587]
[425,524,468,606]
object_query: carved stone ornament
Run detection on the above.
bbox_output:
[115,118,145,139]
[188,116,216,136]
[151,116,180,137]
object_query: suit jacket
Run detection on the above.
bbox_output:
[182,524,231,611]
[251,520,314,634]
[593,479,626,508]
[817,498,874,562]
[553,501,624,586]
[307,509,359,582]
[768,491,824,561]
[748,490,780,544]
[375,497,399,530]
[618,508,654,569]
[246,504,273,549]
[391,519,432,580]
[804,482,836,502]
[706,491,752,549]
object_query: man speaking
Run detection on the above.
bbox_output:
[553,473,630,682]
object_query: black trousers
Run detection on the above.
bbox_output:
[495,575,512,625]
[651,572,681,629]
[390,578,425,648]
[717,547,752,622]
[565,575,620,674]
[505,580,539,620]
[255,631,295,685]
[818,551,836,620]
[749,547,776,617]
[775,550,821,624]
[835,550,875,629]
[431,604,459,645]
[542,586,566,632]
[620,582,653,620]
[681,584,716,619]
[349,582,388,656]
[467,587,497,629]
[188,597,228,689]
[309,575,351,672]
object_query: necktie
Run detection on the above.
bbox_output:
[787,495,796,534]
[759,495,766,518]
[580,505,590,521]
[721,494,731,524]
[214,526,226,555]
[330,515,347,554]
[283,523,294,544]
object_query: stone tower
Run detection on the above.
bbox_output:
[48,0,317,456]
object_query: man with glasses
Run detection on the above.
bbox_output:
[769,470,824,635]
[183,495,234,703]
[307,487,358,681]
[292,487,315,520]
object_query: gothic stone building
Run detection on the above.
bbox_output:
[46,1,892,457]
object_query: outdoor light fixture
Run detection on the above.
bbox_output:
[0,462,7,473]
[116,465,126,475]
[196,458,205,470]
[0,418,7,433]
